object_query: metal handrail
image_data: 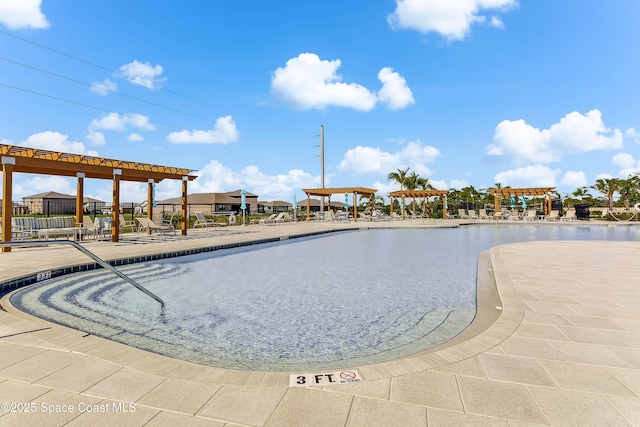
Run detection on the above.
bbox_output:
[0,240,165,308]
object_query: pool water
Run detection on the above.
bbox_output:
[10,225,640,371]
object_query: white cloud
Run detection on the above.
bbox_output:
[119,60,166,90]
[387,0,516,41]
[15,176,74,199]
[450,179,471,189]
[560,170,587,187]
[626,128,640,142]
[167,115,239,144]
[489,16,504,28]
[270,53,413,111]
[428,179,449,190]
[377,67,415,110]
[595,173,615,180]
[271,53,377,111]
[612,153,640,178]
[0,0,49,30]
[89,112,155,132]
[338,141,440,175]
[188,160,318,201]
[613,153,635,169]
[18,131,98,155]
[127,133,144,142]
[486,110,623,165]
[494,164,559,188]
[90,79,117,95]
[86,131,105,146]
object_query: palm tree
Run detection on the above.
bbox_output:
[387,167,410,191]
[591,178,621,213]
[572,187,591,201]
[617,175,640,210]
[388,167,410,216]
[403,171,420,214]
[417,177,433,214]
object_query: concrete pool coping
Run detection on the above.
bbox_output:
[0,220,639,425]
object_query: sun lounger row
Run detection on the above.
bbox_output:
[257,212,294,224]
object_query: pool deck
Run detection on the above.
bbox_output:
[0,219,639,426]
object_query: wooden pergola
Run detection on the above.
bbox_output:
[488,187,556,215]
[302,187,377,222]
[1,144,196,251]
[388,189,450,219]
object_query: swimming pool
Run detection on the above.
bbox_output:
[10,225,640,371]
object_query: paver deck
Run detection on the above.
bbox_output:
[0,220,638,426]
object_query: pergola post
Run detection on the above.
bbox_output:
[369,193,373,217]
[327,195,331,213]
[181,176,188,236]
[401,195,406,220]
[147,179,154,221]
[443,195,447,219]
[2,156,15,252]
[353,193,357,222]
[494,194,500,215]
[76,172,85,225]
[111,169,121,242]
[306,195,310,221]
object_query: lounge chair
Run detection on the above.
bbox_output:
[467,210,478,221]
[478,209,490,220]
[194,212,226,229]
[561,209,576,222]
[458,209,469,219]
[545,210,559,222]
[119,214,137,233]
[77,216,99,240]
[524,210,537,221]
[258,213,277,225]
[136,217,175,235]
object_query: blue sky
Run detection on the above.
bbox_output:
[1,0,639,203]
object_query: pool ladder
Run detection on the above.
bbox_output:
[0,240,165,308]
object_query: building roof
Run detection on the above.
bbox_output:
[23,191,76,199]
[157,190,258,205]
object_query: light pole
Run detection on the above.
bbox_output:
[320,125,325,212]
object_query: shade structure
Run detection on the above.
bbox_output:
[1,143,196,250]
[489,187,557,216]
[302,187,377,223]
[388,189,450,220]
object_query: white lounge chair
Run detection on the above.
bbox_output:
[136,217,175,235]
[119,214,137,233]
[467,210,478,221]
[258,213,277,225]
[561,209,576,222]
[478,209,490,220]
[545,210,559,222]
[194,212,225,229]
[524,210,537,221]
[458,209,469,219]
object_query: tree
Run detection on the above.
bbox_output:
[387,167,410,215]
[572,187,591,201]
[617,175,640,210]
[387,167,410,191]
[591,178,621,213]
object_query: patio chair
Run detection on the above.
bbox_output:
[194,212,225,229]
[467,210,478,220]
[258,213,277,225]
[478,209,490,220]
[561,209,577,222]
[77,216,98,240]
[524,210,537,221]
[458,209,469,219]
[119,214,137,233]
[136,217,175,235]
[545,210,560,222]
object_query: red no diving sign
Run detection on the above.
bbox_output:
[289,370,363,387]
